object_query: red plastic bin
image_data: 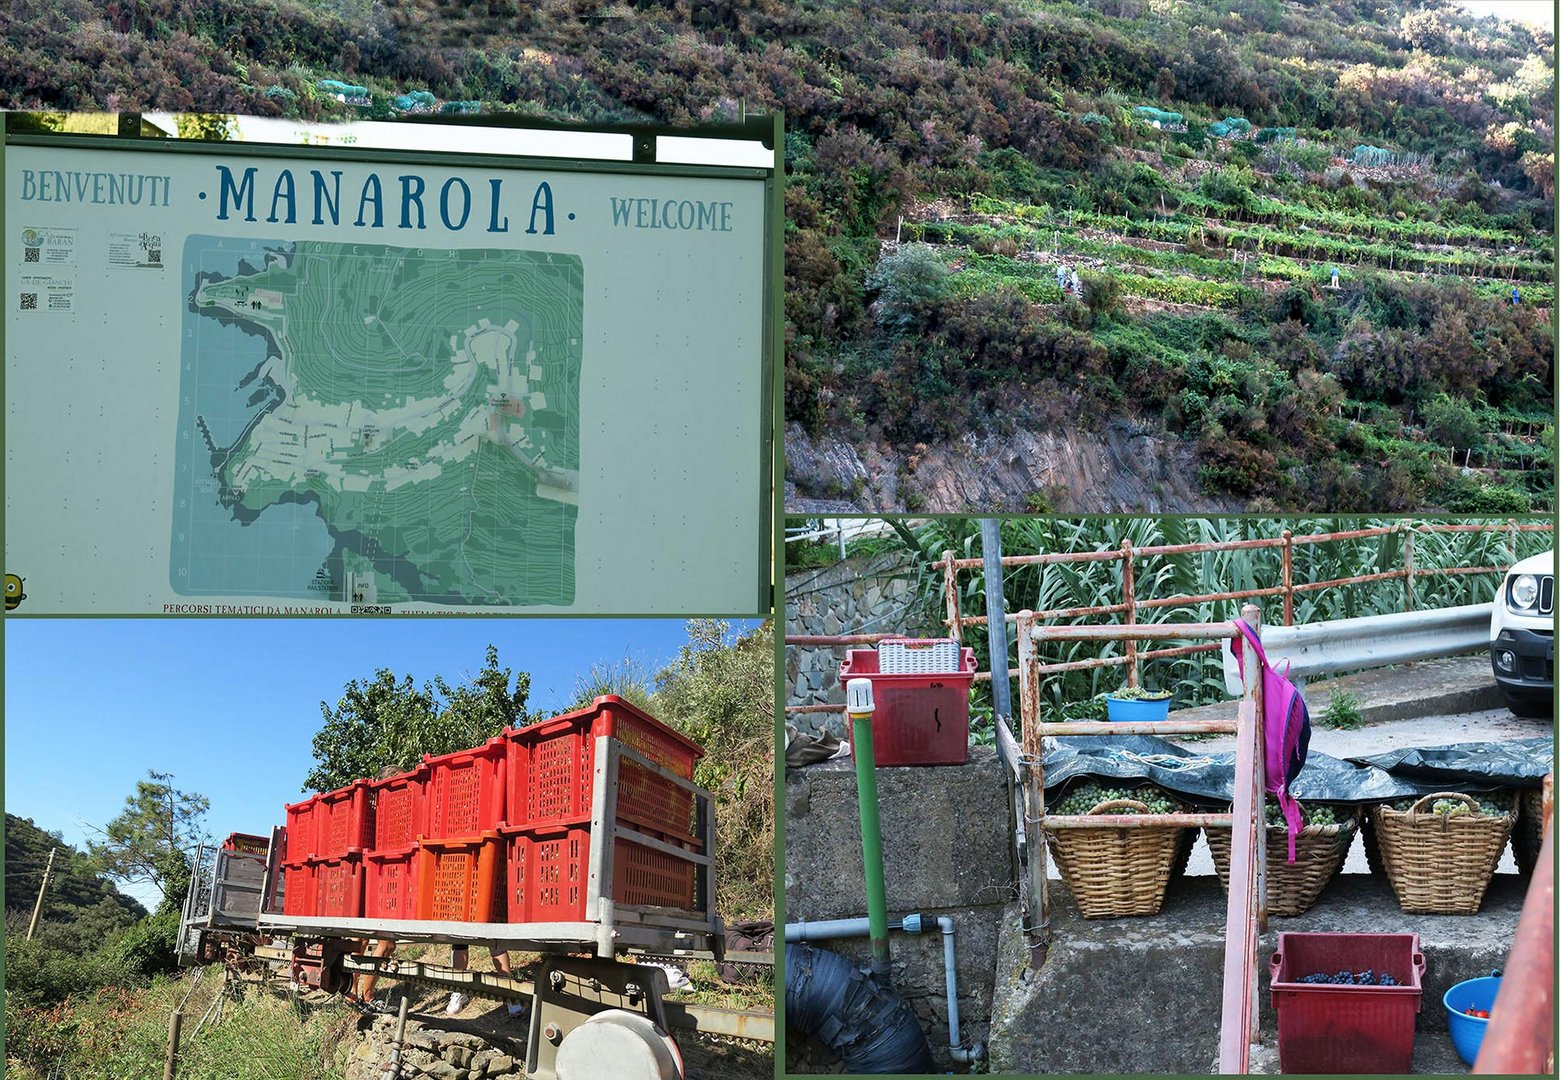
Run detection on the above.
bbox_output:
[424,739,507,840]
[317,781,375,857]
[283,796,324,860]
[501,822,697,923]
[504,695,704,838]
[312,850,367,919]
[279,859,316,917]
[222,832,269,855]
[1270,931,1425,1075]
[414,833,504,922]
[369,767,428,850]
[364,844,420,920]
[839,643,977,766]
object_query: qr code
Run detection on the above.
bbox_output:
[23,247,39,263]
[19,292,37,310]
[148,249,161,264]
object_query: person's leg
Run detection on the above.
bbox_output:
[354,939,395,1003]
[446,945,470,1014]
[492,950,526,1017]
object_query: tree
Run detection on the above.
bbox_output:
[85,771,210,910]
[304,645,530,792]
[175,113,234,141]
[652,620,774,920]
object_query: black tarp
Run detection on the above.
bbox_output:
[1043,734,1551,807]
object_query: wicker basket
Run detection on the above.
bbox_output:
[1205,812,1357,917]
[1513,787,1545,877]
[1371,792,1513,915]
[1046,797,1191,919]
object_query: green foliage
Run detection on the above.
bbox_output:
[175,114,234,141]
[871,516,1553,717]
[1320,691,1364,730]
[567,651,656,711]
[5,814,147,952]
[865,244,949,332]
[651,621,774,921]
[85,771,210,909]
[106,908,181,981]
[304,645,530,791]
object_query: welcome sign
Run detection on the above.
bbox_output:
[4,123,776,614]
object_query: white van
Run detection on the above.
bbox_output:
[1489,549,1555,718]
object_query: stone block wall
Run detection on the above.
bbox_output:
[784,550,941,738]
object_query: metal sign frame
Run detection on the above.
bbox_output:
[1,112,782,615]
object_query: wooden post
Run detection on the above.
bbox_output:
[1403,530,1416,612]
[943,551,962,643]
[1015,611,1049,958]
[1280,531,1293,627]
[164,1009,183,1080]
[27,847,57,940]
[1121,541,1139,688]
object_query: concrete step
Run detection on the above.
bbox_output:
[988,873,1527,1075]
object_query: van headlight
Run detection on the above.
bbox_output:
[1509,574,1539,611]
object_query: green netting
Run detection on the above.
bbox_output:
[1350,144,1393,167]
[317,79,369,98]
[392,90,438,111]
[439,100,483,114]
[1133,105,1184,125]
[1255,127,1297,143]
[1208,116,1253,138]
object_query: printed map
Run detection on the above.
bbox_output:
[171,237,583,605]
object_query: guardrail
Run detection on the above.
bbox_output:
[1255,603,1492,681]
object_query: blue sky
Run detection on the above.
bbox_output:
[1453,1,1553,30]
[5,617,760,909]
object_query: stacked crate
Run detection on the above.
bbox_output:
[500,695,705,923]
[278,697,704,927]
[414,738,508,922]
[280,779,373,917]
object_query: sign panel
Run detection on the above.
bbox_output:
[4,133,772,613]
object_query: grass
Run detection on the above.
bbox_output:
[1319,690,1365,730]
[5,970,357,1080]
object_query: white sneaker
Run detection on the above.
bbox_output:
[646,963,691,990]
[445,992,470,1015]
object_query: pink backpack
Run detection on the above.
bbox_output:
[1230,619,1312,861]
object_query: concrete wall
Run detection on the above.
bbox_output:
[784,550,939,737]
[784,748,1014,1073]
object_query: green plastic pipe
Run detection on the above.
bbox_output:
[847,680,891,978]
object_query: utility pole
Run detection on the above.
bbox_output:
[27,847,58,940]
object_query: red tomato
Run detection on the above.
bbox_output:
[1475,1010,1490,1019]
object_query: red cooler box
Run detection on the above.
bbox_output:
[839,639,976,766]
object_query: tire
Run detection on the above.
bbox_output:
[1504,692,1554,719]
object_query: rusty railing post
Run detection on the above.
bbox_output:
[1281,530,1294,626]
[943,549,962,643]
[1121,540,1138,688]
[1403,528,1416,612]
[1014,610,1049,958]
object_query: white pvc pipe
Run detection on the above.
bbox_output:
[783,915,986,1062]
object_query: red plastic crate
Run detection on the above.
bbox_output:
[369,767,428,850]
[312,850,367,919]
[283,795,323,860]
[414,833,504,922]
[222,832,269,855]
[1270,931,1425,1075]
[424,739,507,840]
[504,695,704,838]
[839,645,977,766]
[280,859,316,917]
[364,844,419,920]
[501,822,697,924]
[317,780,375,857]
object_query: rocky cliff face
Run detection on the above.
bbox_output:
[784,421,1238,514]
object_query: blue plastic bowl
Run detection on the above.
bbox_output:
[1443,975,1501,1067]
[1106,695,1171,722]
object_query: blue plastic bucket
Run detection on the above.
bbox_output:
[1443,974,1501,1067]
[1106,695,1171,722]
